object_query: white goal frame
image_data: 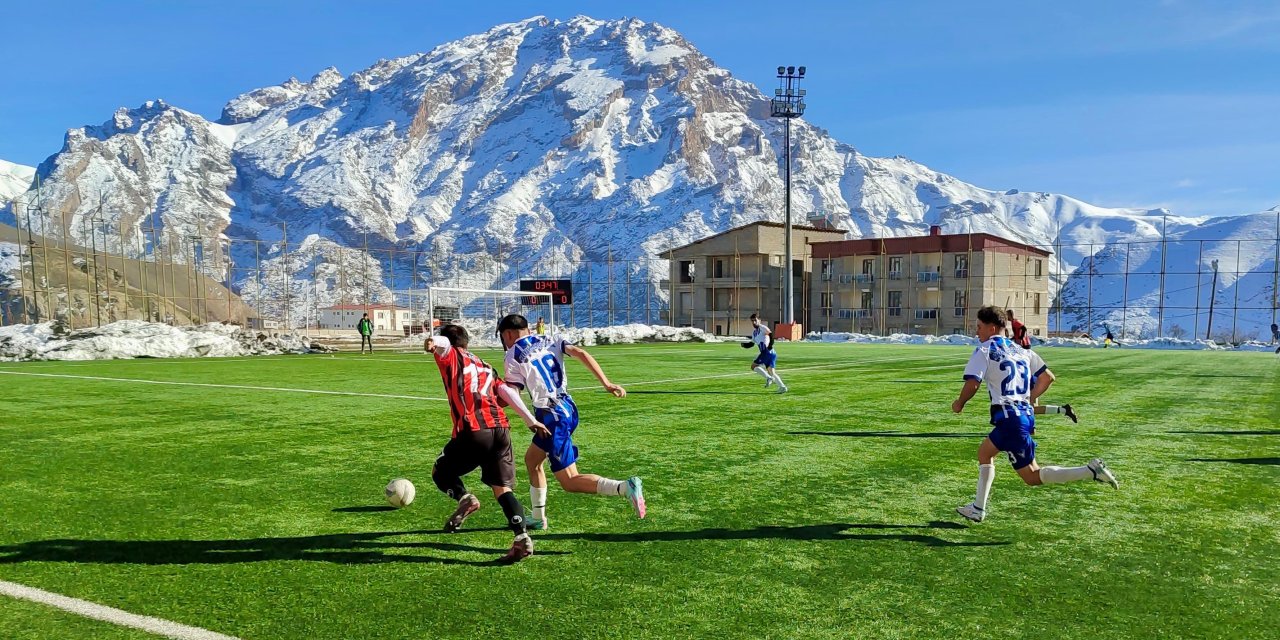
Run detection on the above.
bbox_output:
[394,287,556,337]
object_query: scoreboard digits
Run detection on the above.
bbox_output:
[519,279,572,305]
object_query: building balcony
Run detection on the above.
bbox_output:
[915,308,939,320]
[854,273,874,283]
[917,271,941,283]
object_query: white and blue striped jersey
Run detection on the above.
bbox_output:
[963,336,1047,406]
[503,334,572,409]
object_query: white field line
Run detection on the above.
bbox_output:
[0,579,238,640]
[0,370,448,402]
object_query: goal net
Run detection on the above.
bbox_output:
[391,287,556,347]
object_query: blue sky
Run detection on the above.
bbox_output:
[1,0,1277,216]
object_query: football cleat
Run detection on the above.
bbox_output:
[956,502,986,523]
[776,385,788,394]
[1062,404,1078,424]
[764,377,774,388]
[525,517,549,531]
[500,534,533,564]
[444,494,481,532]
[1088,458,1119,489]
[626,476,647,519]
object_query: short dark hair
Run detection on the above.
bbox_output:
[749,313,759,321]
[1006,309,1016,318]
[497,314,528,333]
[439,324,470,349]
[361,312,368,317]
[977,306,1007,328]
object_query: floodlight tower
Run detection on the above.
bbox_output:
[771,65,806,325]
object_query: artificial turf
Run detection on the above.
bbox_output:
[0,343,1276,639]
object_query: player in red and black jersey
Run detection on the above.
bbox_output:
[427,324,550,563]
[1006,309,1078,423]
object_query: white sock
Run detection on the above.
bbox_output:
[974,463,995,510]
[596,477,627,496]
[770,371,786,387]
[1039,465,1093,484]
[753,365,770,380]
[1042,405,1063,414]
[529,486,547,520]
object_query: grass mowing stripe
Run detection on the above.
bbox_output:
[0,580,239,640]
[0,370,448,401]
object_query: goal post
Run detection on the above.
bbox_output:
[391,287,556,342]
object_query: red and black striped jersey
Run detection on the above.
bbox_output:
[433,345,509,437]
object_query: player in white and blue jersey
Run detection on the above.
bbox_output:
[742,313,787,393]
[497,314,646,531]
[952,306,1118,523]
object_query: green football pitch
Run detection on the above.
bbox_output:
[0,343,1276,639]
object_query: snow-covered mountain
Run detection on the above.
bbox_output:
[0,160,35,207]
[1,15,1275,333]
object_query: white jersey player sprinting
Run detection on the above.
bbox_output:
[496,313,645,531]
[952,306,1118,523]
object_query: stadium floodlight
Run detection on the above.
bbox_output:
[770,64,809,326]
[393,287,556,349]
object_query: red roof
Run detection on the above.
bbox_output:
[321,305,409,311]
[810,232,1052,259]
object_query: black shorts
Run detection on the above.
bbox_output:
[434,428,516,488]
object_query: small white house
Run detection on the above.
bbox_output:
[318,305,413,333]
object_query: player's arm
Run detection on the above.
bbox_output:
[425,335,452,358]
[564,344,626,398]
[1029,367,1054,404]
[495,382,551,438]
[952,379,981,413]
[953,347,987,413]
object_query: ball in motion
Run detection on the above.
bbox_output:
[385,478,416,508]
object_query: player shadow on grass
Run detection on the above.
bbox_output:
[788,431,976,438]
[0,530,568,567]
[1187,457,1280,465]
[534,522,1005,548]
[1167,430,1280,436]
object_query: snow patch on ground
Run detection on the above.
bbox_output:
[807,331,1274,352]
[399,322,721,349]
[0,320,333,361]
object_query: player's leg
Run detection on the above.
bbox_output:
[525,444,550,529]
[480,429,532,562]
[1034,403,1078,423]
[1025,457,1119,488]
[752,354,772,386]
[957,436,999,523]
[765,352,786,393]
[432,439,482,532]
[552,464,646,519]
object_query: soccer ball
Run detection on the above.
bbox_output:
[385,478,416,508]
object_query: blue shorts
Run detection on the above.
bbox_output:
[988,405,1037,470]
[753,351,777,368]
[532,397,580,473]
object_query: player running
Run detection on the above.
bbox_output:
[425,324,550,563]
[953,306,1118,523]
[496,314,646,531]
[743,313,787,393]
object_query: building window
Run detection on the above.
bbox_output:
[377,311,385,319]
[860,292,873,310]
[820,292,833,309]
[820,259,833,281]
[954,290,967,317]
[1034,292,1042,315]
[888,256,902,279]
[888,291,902,316]
[714,259,725,279]
[862,258,874,275]
[1034,259,1043,279]
[954,255,969,279]
[679,261,695,283]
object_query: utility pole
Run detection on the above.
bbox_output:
[1157,211,1168,337]
[770,64,807,328]
[1205,259,1219,341]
